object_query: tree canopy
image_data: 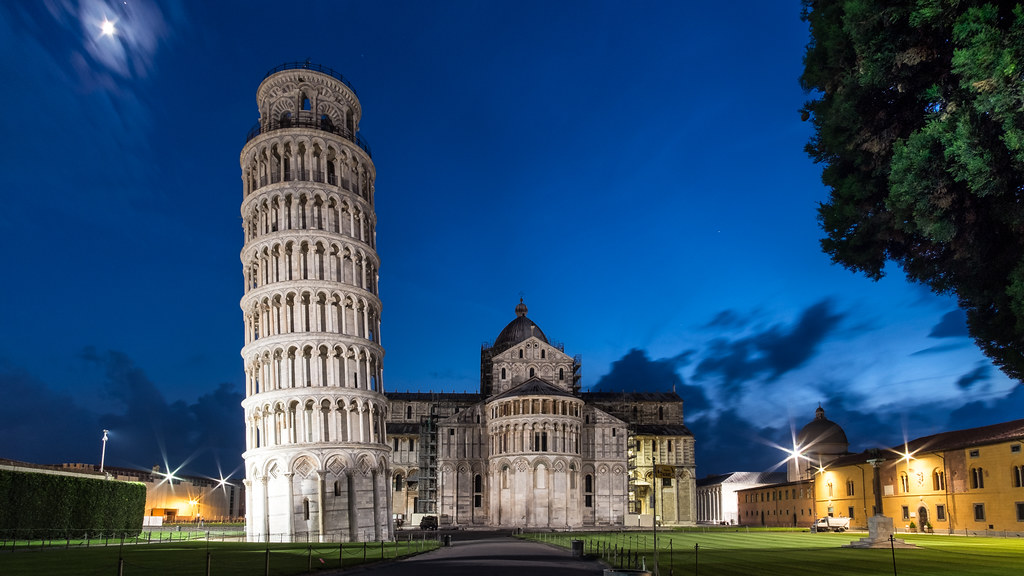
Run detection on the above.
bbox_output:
[802,0,1024,380]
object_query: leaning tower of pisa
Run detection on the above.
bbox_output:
[239,63,390,542]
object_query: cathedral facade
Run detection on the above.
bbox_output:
[387,301,697,529]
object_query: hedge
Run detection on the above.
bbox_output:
[0,469,146,538]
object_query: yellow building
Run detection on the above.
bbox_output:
[811,419,1024,534]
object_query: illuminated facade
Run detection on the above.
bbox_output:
[385,302,696,528]
[811,419,1024,534]
[239,63,389,542]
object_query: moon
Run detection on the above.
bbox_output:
[100,18,116,37]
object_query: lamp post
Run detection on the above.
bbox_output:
[100,429,109,474]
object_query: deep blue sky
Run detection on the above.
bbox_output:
[1,0,1020,482]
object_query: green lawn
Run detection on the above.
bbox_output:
[526,529,1024,576]
[0,538,439,576]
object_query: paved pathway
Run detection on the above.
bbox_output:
[333,535,607,576]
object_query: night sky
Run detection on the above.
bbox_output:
[1,1,1020,484]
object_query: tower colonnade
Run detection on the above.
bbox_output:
[241,62,389,542]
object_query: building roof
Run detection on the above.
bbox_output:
[634,424,693,437]
[696,471,786,487]
[490,299,548,354]
[797,405,848,449]
[828,418,1024,468]
[581,391,683,402]
[387,392,484,402]
[489,377,575,401]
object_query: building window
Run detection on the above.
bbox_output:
[974,503,986,521]
[667,440,673,451]
[501,368,506,379]
[410,439,415,451]
[519,349,523,358]
[585,474,594,508]
[846,480,855,496]
[612,428,616,437]
[406,406,412,420]
[827,482,833,497]
[934,469,946,491]
[1013,465,1024,488]
[449,428,455,436]
[393,438,399,451]
[1017,502,1024,522]
[902,506,909,520]
[969,449,980,458]
[534,431,548,451]
[1012,444,1021,453]
[899,473,909,493]
[936,505,946,521]
[303,499,311,521]
[559,368,564,381]
[334,481,341,496]
[971,467,985,489]
[395,474,403,491]
[529,367,535,378]
[473,474,483,507]
[848,506,854,519]
[541,349,545,359]
[663,477,672,487]
[659,407,664,420]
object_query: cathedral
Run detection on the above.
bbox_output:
[387,300,697,529]
[238,63,696,542]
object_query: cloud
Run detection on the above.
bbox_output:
[589,348,709,408]
[0,350,242,478]
[693,299,844,395]
[928,309,969,338]
[948,384,1024,429]
[689,409,789,476]
[703,309,746,329]
[955,364,989,390]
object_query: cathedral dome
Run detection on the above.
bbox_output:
[492,299,548,354]
[797,406,848,450]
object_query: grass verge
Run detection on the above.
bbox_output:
[525,529,1024,576]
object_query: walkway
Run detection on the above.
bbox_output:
[334,533,606,576]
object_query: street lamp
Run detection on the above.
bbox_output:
[100,430,109,473]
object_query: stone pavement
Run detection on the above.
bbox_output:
[332,534,607,576]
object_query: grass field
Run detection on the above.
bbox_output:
[525,529,1024,576]
[0,537,439,576]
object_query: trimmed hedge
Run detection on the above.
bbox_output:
[0,469,146,538]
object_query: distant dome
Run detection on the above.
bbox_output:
[492,299,548,354]
[797,406,849,449]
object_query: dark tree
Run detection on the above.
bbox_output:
[802,1,1024,380]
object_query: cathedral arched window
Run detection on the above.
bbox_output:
[899,473,909,493]
[501,368,506,380]
[474,474,483,508]
[303,499,310,520]
[541,349,545,359]
[519,349,523,358]
[1013,465,1024,488]
[395,474,404,491]
[933,469,945,490]
[529,367,535,378]
[584,474,594,508]
[406,405,412,420]
[559,368,564,381]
